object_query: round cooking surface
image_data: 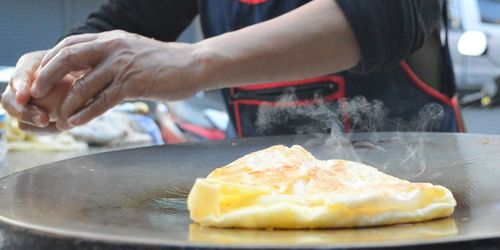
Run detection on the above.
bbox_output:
[0,133,499,249]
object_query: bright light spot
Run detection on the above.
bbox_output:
[457,30,488,57]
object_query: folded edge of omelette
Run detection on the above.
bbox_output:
[187,145,456,229]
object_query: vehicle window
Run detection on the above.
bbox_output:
[478,0,500,24]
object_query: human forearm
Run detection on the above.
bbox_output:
[193,0,360,90]
[26,0,360,130]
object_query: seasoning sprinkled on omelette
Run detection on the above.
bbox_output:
[187,145,456,229]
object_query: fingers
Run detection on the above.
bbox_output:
[39,33,99,68]
[2,86,50,127]
[31,41,104,98]
[18,122,61,134]
[10,51,46,105]
[57,62,113,130]
[67,84,124,127]
[10,72,32,105]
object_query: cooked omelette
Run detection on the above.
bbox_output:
[187,145,456,229]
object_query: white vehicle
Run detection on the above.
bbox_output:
[449,0,500,91]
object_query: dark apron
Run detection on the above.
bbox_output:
[198,0,464,138]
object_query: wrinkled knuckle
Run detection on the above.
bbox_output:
[102,38,123,50]
[116,37,132,49]
[99,38,111,48]
[72,79,87,99]
[59,47,72,57]
[74,77,88,92]
[114,56,131,68]
[61,36,75,46]
[59,47,74,63]
[101,36,132,55]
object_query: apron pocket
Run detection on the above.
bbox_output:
[230,76,348,137]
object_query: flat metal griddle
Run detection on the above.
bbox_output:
[0,132,499,249]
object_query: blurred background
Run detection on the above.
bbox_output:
[0,0,499,157]
[447,0,500,135]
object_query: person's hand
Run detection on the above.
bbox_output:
[29,73,75,129]
[1,50,88,133]
[32,30,204,130]
[0,50,59,133]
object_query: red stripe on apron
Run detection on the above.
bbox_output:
[400,61,464,132]
[231,76,347,138]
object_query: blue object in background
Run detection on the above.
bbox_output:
[0,0,202,66]
[128,114,164,145]
[0,0,106,66]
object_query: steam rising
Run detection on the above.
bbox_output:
[255,91,342,136]
[255,90,446,179]
[346,96,387,132]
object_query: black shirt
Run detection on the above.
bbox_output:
[64,0,442,75]
[62,0,460,134]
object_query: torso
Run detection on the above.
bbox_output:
[198,0,461,137]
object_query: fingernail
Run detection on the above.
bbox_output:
[34,115,44,127]
[22,121,40,127]
[68,116,78,126]
[15,92,28,105]
[57,124,69,131]
[61,120,73,130]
